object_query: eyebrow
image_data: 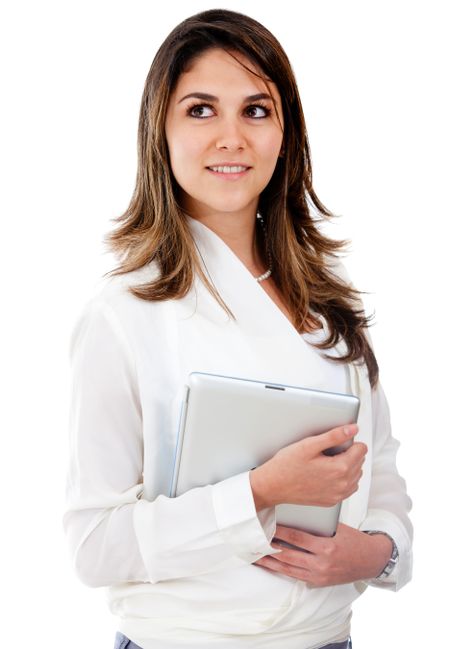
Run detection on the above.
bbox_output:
[177,92,275,104]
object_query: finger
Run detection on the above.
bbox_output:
[346,441,368,459]
[274,525,320,553]
[308,424,358,455]
[254,555,312,581]
[270,541,315,568]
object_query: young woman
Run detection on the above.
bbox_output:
[63,9,413,649]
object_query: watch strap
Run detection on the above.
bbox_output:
[363,530,399,579]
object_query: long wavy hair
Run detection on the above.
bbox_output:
[103,8,379,388]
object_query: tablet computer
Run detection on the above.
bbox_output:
[170,372,360,537]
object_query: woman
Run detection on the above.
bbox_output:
[63,9,413,649]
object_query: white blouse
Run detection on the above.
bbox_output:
[62,216,413,649]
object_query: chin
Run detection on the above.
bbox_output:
[202,196,259,214]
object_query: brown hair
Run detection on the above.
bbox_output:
[103,8,379,388]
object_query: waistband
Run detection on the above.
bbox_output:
[114,632,352,649]
[321,639,352,649]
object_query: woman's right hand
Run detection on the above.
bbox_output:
[250,424,367,511]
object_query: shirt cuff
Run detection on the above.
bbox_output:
[211,471,280,562]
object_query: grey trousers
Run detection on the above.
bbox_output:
[114,631,352,649]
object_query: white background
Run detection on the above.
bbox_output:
[1,0,448,646]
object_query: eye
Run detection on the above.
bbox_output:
[246,104,272,119]
[186,103,215,119]
[185,102,272,120]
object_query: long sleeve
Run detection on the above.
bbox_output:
[328,257,413,591]
[62,298,278,588]
[358,379,413,591]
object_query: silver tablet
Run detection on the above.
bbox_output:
[171,372,360,537]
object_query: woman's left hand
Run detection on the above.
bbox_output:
[253,523,393,587]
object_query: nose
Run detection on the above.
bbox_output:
[215,116,247,151]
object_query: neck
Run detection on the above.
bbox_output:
[186,207,267,275]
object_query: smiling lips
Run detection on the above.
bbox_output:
[206,164,251,178]
[207,164,250,173]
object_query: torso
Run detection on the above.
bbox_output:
[259,277,322,334]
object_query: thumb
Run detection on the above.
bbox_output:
[309,423,358,455]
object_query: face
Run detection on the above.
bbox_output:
[164,48,284,220]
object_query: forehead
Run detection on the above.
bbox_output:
[172,48,280,100]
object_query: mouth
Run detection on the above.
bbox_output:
[206,164,251,179]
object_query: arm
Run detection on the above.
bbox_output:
[358,378,414,591]
[253,260,413,589]
[62,298,278,587]
[253,379,413,589]
[331,256,414,590]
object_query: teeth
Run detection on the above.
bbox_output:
[208,165,248,173]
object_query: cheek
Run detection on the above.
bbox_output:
[169,128,205,166]
[166,132,207,192]
[264,131,284,160]
[257,133,283,178]
[252,124,283,160]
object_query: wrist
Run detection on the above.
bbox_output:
[363,530,399,579]
[250,466,275,511]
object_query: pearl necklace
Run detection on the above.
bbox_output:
[255,268,272,283]
[255,212,272,283]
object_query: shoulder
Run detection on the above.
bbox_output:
[97,261,160,305]
[324,254,377,354]
[80,261,161,316]
[69,262,163,356]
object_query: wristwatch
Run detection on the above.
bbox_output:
[363,530,399,579]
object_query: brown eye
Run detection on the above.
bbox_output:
[187,104,215,119]
[246,104,271,118]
